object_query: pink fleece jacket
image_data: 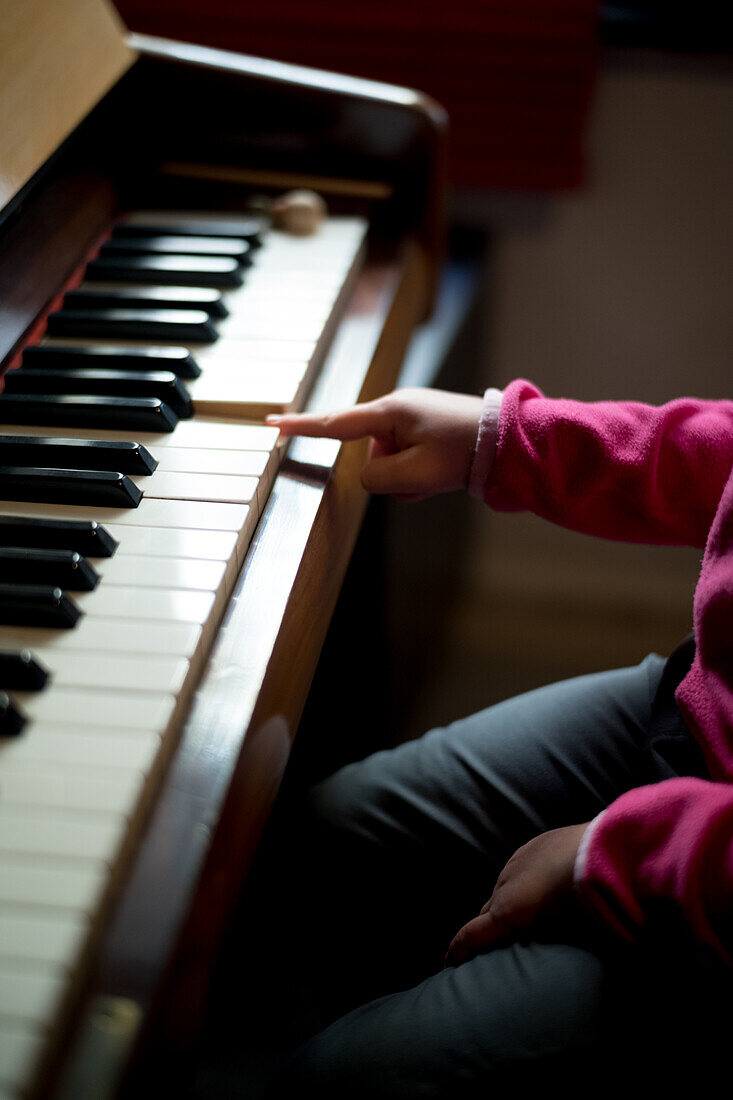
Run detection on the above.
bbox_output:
[471,379,733,965]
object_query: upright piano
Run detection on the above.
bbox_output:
[0,1,446,1095]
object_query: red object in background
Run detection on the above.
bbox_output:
[113,1,598,192]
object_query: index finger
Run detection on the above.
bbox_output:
[444,911,507,968]
[266,401,392,441]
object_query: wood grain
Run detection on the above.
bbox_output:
[0,0,133,212]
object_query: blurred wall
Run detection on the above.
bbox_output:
[487,52,732,405]
[446,49,733,710]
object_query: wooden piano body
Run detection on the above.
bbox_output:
[0,1,446,1095]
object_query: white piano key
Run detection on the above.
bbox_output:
[135,469,260,506]
[153,445,271,480]
[183,359,304,386]
[0,763,144,817]
[214,313,328,342]
[1,727,162,772]
[0,808,125,864]
[0,419,280,454]
[102,524,237,563]
[13,688,176,733]
[93,554,227,594]
[192,336,317,366]
[60,652,189,694]
[256,242,345,270]
[247,259,357,280]
[0,1021,43,1090]
[39,334,317,367]
[2,648,189,695]
[147,418,279,453]
[0,854,105,913]
[199,349,321,389]
[0,962,66,1026]
[0,620,202,661]
[227,269,340,296]
[0,497,248,532]
[75,584,217,625]
[0,909,88,968]
[187,372,303,419]
[232,269,343,292]
[190,356,306,378]
[223,289,339,316]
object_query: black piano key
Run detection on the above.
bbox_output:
[0,467,142,508]
[0,516,117,556]
[0,691,26,736]
[0,394,178,432]
[0,548,100,591]
[0,585,81,628]
[100,235,252,263]
[23,344,201,380]
[64,285,229,319]
[0,435,157,475]
[115,216,264,245]
[85,254,244,289]
[0,650,49,691]
[46,308,218,344]
[5,368,193,420]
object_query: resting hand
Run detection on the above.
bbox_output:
[444,823,591,967]
[267,388,483,501]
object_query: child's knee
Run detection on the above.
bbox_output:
[306,758,386,842]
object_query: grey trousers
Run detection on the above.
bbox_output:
[266,643,730,1098]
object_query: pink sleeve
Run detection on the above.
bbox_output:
[480,379,733,547]
[575,779,733,965]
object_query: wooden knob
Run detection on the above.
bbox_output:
[271,189,327,236]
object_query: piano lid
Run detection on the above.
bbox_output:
[0,0,135,215]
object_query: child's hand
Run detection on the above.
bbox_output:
[267,388,484,501]
[444,823,592,967]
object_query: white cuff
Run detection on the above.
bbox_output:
[468,387,504,500]
[573,810,606,886]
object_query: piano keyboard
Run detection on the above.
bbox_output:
[0,210,368,1098]
[10,212,367,422]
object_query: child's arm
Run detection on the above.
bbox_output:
[483,379,733,548]
[271,380,733,546]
